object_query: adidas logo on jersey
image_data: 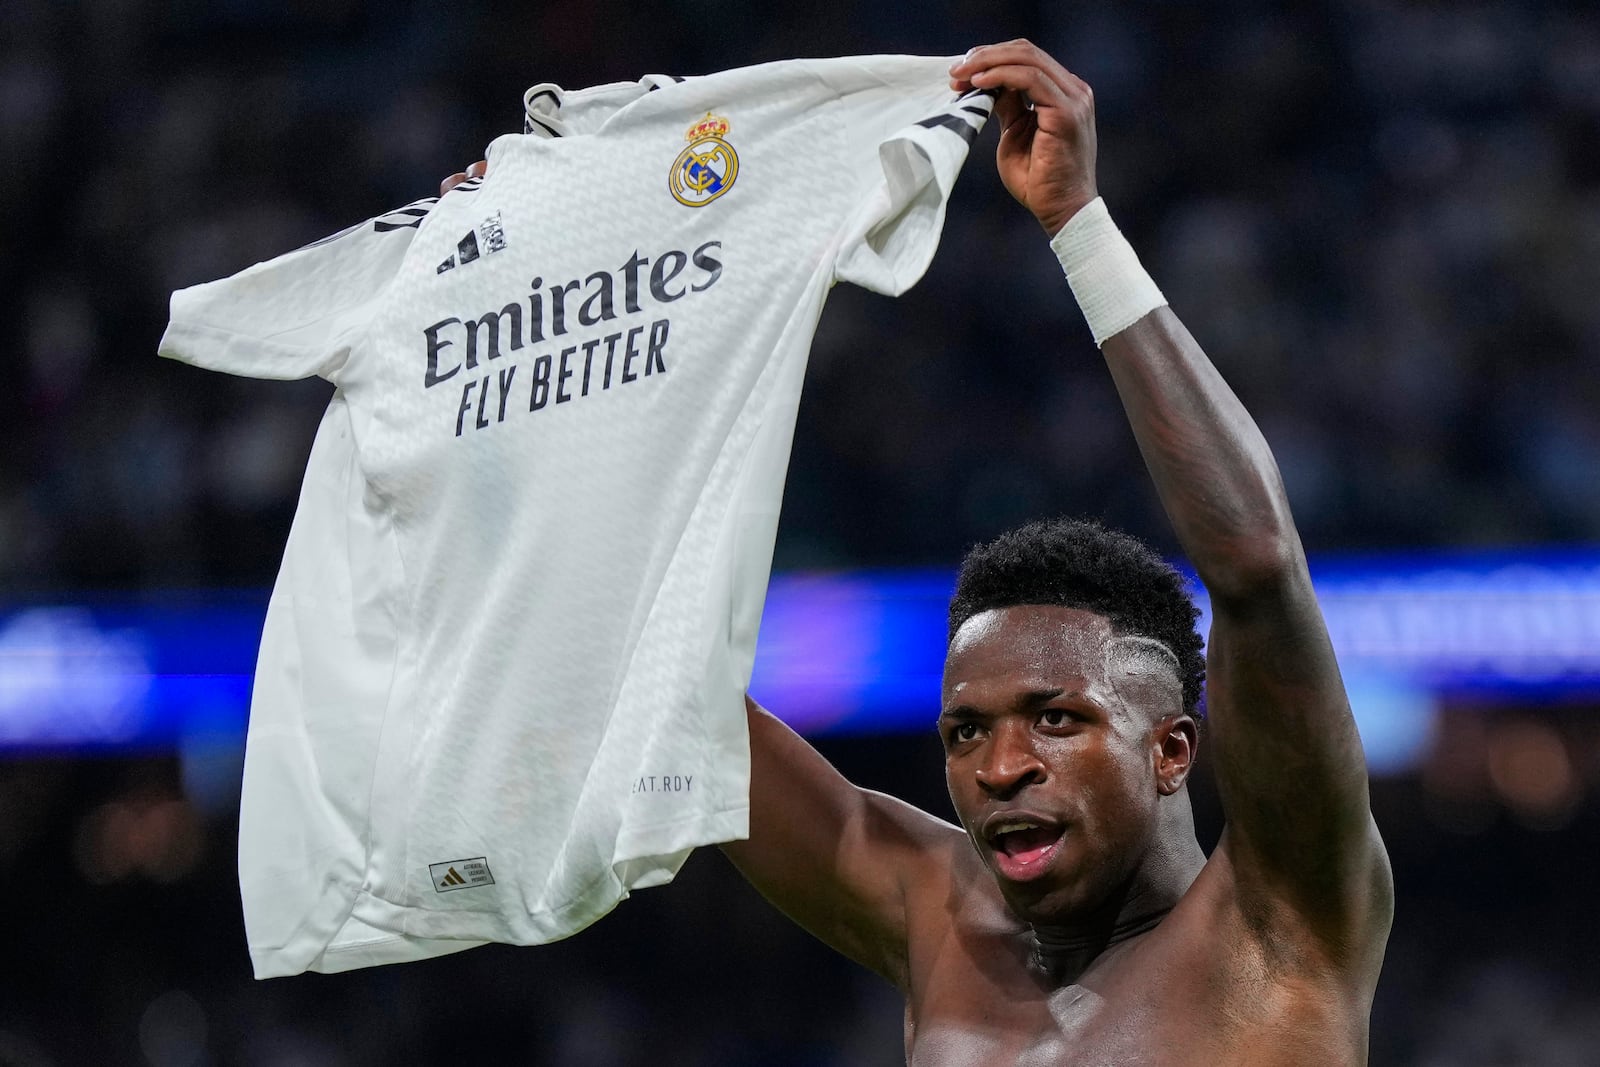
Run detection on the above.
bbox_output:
[437,212,509,274]
[429,856,496,892]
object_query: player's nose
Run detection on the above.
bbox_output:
[974,721,1046,798]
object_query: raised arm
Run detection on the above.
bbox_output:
[720,698,964,988]
[951,42,1392,957]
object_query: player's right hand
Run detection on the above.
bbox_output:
[440,159,488,196]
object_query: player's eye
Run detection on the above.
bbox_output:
[950,722,980,743]
[1040,708,1068,727]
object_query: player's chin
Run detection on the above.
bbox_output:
[983,836,1078,908]
[994,875,1085,926]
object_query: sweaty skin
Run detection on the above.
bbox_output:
[718,40,1393,1067]
[445,41,1393,1065]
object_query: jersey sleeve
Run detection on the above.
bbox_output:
[832,73,994,296]
[158,199,437,382]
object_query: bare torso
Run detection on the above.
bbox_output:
[902,835,1372,1067]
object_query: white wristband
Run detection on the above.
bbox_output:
[1049,197,1167,347]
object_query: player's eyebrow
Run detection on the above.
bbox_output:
[939,687,1068,721]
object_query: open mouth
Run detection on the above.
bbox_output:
[985,818,1067,882]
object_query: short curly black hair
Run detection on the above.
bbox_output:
[948,517,1206,717]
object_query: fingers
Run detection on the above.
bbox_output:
[949,39,1090,102]
[975,65,1090,137]
[440,159,489,197]
[949,40,1097,141]
[949,39,1100,236]
[991,86,1031,135]
[968,61,1077,114]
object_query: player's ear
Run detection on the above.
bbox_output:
[1152,714,1197,795]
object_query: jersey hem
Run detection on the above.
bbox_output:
[249,802,748,977]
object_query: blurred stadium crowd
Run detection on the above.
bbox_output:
[5,0,1600,591]
[2,1,1599,1064]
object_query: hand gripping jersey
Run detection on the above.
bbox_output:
[160,55,991,978]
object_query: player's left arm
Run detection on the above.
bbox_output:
[1104,308,1394,960]
[952,41,1393,963]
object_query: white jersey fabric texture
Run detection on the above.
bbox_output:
[159,55,991,978]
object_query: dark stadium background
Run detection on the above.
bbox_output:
[4,1,1600,1064]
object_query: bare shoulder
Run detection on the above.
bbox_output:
[899,819,1031,982]
[1185,831,1392,1000]
[851,789,1006,992]
[860,788,978,906]
[729,701,977,987]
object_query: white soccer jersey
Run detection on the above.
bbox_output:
[160,55,991,978]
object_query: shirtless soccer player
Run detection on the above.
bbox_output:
[445,38,1394,1067]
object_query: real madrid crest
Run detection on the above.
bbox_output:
[670,112,739,207]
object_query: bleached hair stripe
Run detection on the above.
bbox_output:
[1106,633,1182,675]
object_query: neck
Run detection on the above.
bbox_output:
[1026,897,1176,980]
[1026,794,1208,982]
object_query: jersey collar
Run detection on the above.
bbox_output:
[522,74,686,138]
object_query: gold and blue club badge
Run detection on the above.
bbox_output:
[669,112,739,207]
